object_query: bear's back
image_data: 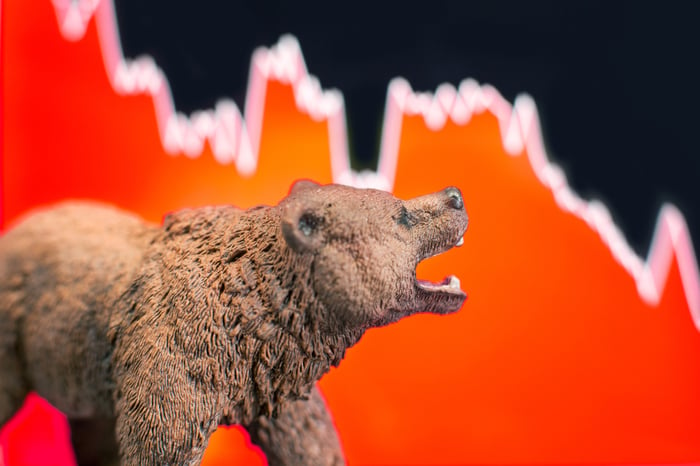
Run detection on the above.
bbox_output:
[0,202,156,307]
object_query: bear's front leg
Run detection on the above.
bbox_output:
[114,356,219,466]
[246,384,345,466]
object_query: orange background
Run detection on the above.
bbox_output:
[2,1,700,465]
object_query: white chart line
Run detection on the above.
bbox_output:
[43,0,700,329]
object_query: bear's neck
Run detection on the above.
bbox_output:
[155,206,363,424]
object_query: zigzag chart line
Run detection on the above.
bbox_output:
[47,0,700,329]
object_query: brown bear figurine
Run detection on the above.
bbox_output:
[0,181,468,465]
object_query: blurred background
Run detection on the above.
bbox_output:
[2,1,700,465]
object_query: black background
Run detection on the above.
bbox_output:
[113,0,698,257]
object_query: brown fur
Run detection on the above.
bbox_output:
[0,181,467,465]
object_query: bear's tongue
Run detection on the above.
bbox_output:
[416,275,462,293]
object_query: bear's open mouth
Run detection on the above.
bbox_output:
[414,235,466,298]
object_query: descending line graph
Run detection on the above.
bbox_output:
[50,0,700,331]
[4,0,700,464]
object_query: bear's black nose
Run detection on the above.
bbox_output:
[445,187,463,210]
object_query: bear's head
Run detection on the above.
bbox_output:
[279,180,468,331]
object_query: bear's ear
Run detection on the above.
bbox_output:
[289,179,320,195]
[281,202,324,252]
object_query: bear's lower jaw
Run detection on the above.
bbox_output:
[416,275,462,294]
[412,275,467,315]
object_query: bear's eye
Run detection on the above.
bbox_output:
[298,212,321,236]
[395,206,416,228]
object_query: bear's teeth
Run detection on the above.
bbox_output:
[448,275,461,289]
[455,237,464,247]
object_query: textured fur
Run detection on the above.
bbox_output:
[0,182,467,465]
